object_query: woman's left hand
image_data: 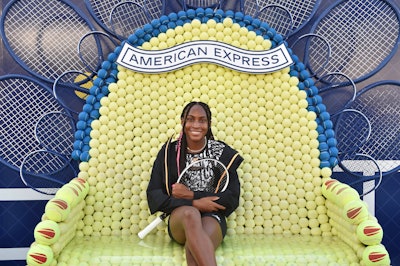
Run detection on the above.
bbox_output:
[172,183,194,199]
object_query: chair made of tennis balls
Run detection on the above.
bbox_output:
[26,10,390,266]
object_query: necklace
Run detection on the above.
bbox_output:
[187,137,207,153]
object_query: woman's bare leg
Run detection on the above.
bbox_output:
[169,206,222,266]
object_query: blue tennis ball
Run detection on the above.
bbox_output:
[243,15,253,24]
[308,106,316,113]
[308,86,319,97]
[319,111,330,121]
[159,25,168,33]
[295,62,306,71]
[92,78,103,88]
[96,93,105,101]
[267,27,276,38]
[82,144,90,152]
[273,34,283,44]
[74,130,85,140]
[214,9,224,19]
[320,151,330,161]
[101,60,112,70]
[234,11,244,21]
[80,151,90,162]
[78,112,89,121]
[128,34,138,44]
[71,150,81,160]
[73,140,83,150]
[101,86,109,95]
[168,12,178,21]
[187,9,196,19]
[316,103,326,114]
[323,120,333,129]
[159,15,169,24]
[86,95,96,105]
[97,69,108,79]
[90,109,100,119]
[329,147,339,157]
[143,23,153,33]
[134,28,145,38]
[319,142,329,151]
[107,52,118,62]
[113,45,122,54]
[325,129,335,138]
[151,18,161,28]
[320,160,330,168]
[85,126,92,136]
[76,120,87,130]
[204,8,214,18]
[329,156,338,167]
[327,137,337,147]
[300,70,310,80]
[225,10,234,18]
[251,18,261,27]
[167,21,176,29]
[291,54,299,64]
[303,78,314,87]
[318,134,327,143]
[316,125,324,134]
[83,136,91,145]
[175,19,184,27]
[289,69,299,77]
[259,21,270,32]
[177,11,187,20]
[82,104,93,113]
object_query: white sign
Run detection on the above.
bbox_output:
[117,40,293,74]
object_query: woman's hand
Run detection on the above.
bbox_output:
[193,197,226,212]
[172,183,194,199]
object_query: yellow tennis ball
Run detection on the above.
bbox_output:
[55,184,80,208]
[26,243,54,266]
[70,177,90,198]
[362,244,390,266]
[357,220,383,246]
[343,200,369,225]
[45,198,70,222]
[336,185,360,207]
[33,220,60,245]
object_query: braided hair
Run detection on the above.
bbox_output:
[176,102,214,175]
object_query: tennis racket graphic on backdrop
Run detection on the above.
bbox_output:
[34,112,76,157]
[244,0,321,38]
[0,0,97,83]
[0,75,67,171]
[290,33,332,79]
[183,0,222,10]
[316,72,356,116]
[246,3,294,39]
[332,109,371,156]
[53,70,96,115]
[138,158,230,239]
[85,0,163,37]
[337,153,383,197]
[144,0,165,19]
[109,1,152,40]
[345,80,400,176]
[20,150,77,195]
[308,0,400,83]
[78,31,119,76]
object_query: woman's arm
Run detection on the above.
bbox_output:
[192,145,243,216]
[146,143,193,214]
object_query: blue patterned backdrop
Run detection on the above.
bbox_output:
[1,0,399,265]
